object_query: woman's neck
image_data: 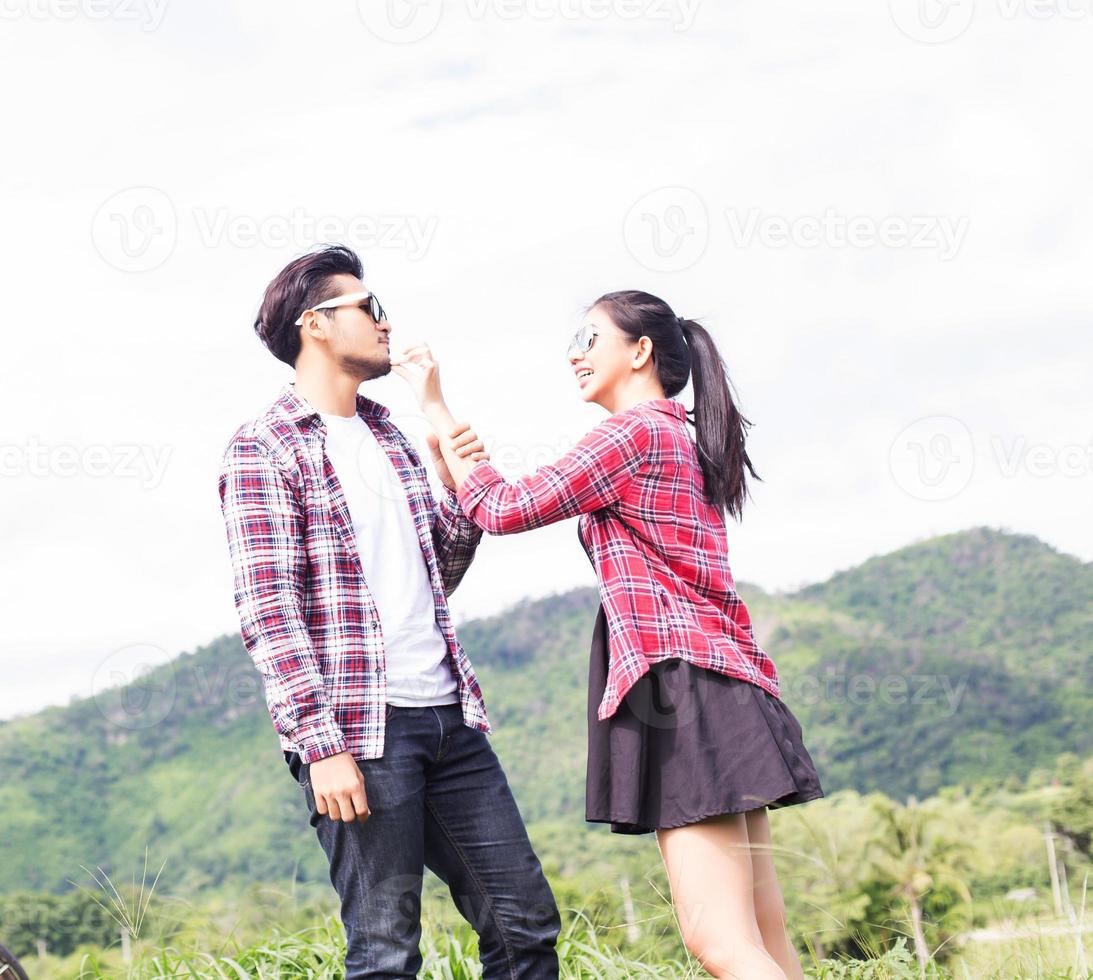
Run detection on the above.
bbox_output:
[602,379,668,414]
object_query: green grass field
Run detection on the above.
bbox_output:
[15,865,1092,980]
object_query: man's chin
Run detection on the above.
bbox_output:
[347,353,392,382]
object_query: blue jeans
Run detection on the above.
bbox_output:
[284,703,561,978]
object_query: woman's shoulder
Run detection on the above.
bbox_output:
[573,408,656,475]
[575,399,690,469]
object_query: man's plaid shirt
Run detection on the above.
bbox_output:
[218,383,489,764]
[457,398,781,721]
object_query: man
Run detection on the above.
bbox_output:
[217,244,560,978]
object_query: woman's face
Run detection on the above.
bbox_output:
[568,305,640,407]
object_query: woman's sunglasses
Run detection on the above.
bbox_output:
[567,324,598,359]
[295,291,387,327]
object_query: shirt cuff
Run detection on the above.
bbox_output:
[293,717,349,764]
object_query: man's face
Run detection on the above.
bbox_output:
[306,273,391,380]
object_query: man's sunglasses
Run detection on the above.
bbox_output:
[295,291,387,327]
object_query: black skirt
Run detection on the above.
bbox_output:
[585,604,825,835]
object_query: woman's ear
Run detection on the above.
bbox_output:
[633,336,655,370]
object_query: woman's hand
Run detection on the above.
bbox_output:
[428,423,489,491]
[390,343,444,410]
[391,343,489,491]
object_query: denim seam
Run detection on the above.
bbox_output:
[424,796,519,980]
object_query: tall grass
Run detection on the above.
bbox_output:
[19,864,1087,980]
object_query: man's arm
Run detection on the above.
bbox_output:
[218,433,347,765]
[431,482,484,597]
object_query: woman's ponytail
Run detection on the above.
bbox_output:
[679,318,761,521]
[589,291,761,520]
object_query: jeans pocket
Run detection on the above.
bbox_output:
[285,750,311,789]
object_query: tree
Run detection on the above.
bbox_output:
[865,796,975,974]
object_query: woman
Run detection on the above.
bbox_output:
[393,291,824,980]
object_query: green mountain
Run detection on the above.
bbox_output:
[0,526,1088,897]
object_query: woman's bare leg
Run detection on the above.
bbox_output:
[657,812,788,979]
[745,807,805,980]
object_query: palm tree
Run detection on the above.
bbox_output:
[866,795,975,976]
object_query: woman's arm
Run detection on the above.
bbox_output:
[389,342,494,489]
[450,410,652,535]
[391,342,652,535]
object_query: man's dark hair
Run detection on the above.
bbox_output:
[254,244,364,366]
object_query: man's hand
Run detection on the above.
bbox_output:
[428,422,490,491]
[309,750,370,823]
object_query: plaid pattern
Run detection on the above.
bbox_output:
[457,398,780,720]
[218,383,489,764]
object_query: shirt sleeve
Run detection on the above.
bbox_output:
[218,433,348,764]
[455,410,652,535]
[431,483,484,597]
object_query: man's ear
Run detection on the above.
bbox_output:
[298,311,334,354]
[300,310,323,340]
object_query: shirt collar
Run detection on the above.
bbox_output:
[635,398,688,422]
[276,382,391,426]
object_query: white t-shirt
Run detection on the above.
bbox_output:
[319,411,459,707]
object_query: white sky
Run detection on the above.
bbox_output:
[1,0,1090,721]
